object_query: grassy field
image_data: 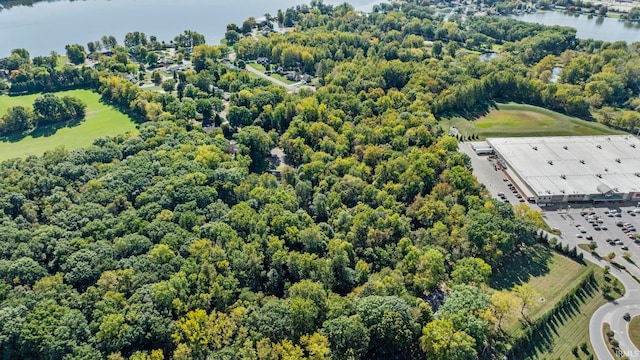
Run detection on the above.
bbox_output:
[0,89,137,161]
[440,103,625,139]
[247,63,296,84]
[493,245,624,359]
[248,63,266,72]
[630,316,640,350]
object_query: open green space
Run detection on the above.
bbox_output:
[440,103,625,139]
[247,63,296,85]
[493,245,624,359]
[248,63,266,72]
[630,316,640,351]
[271,73,296,85]
[0,89,137,161]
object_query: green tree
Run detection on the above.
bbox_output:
[65,44,86,65]
[420,319,477,360]
[162,79,177,93]
[451,257,492,286]
[355,295,416,357]
[0,106,33,135]
[322,315,369,359]
[227,106,253,127]
[234,126,274,172]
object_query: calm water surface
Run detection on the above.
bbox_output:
[512,11,640,43]
[0,0,381,56]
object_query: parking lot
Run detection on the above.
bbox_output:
[459,143,534,207]
[544,205,640,262]
[459,142,640,263]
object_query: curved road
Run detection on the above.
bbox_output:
[583,251,640,360]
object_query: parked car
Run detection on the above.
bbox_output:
[624,313,631,321]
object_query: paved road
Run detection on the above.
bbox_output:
[244,64,297,91]
[589,263,640,360]
[244,64,315,93]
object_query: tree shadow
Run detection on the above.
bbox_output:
[1,95,143,143]
[509,275,598,359]
[0,118,85,143]
[457,101,495,120]
[490,245,553,290]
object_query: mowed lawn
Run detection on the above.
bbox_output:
[493,245,624,359]
[630,316,640,350]
[0,89,136,161]
[441,103,625,139]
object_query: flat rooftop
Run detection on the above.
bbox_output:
[487,136,640,197]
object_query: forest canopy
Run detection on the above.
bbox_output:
[0,0,638,359]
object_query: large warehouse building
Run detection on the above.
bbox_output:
[486,135,640,205]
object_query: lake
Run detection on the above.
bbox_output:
[512,10,640,43]
[0,0,382,56]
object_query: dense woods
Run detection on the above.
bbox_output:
[0,0,639,359]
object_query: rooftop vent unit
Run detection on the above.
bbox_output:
[547,160,553,165]
[579,160,585,164]
[605,168,609,172]
[596,174,602,178]
[597,145,602,149]
[632,144,636,148]
[635,172,640,177]
[560,190,565,194]
[563,145,568,150]
[546,190,551,194]
[615,158,621,163]
[560,175,567,179]
[532,146,538,151]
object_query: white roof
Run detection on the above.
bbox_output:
[487,136,640,196]
[470,141,492,150]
